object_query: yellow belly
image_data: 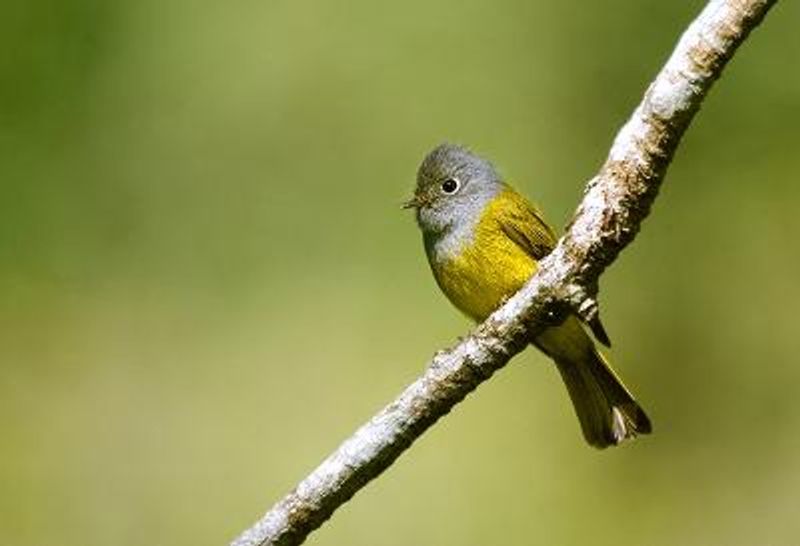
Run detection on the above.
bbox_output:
[432,210,537,322]
[428,189,596,364]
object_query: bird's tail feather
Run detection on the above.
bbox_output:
[555,348,651,449]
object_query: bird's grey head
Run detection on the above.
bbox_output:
[405,143,503,236]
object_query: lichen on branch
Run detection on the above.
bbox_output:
[231,2,777,545]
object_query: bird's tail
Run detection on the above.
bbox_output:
[554,347,651,448]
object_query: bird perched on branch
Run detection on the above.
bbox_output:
[405,143,651,448]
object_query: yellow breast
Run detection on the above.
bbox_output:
[431,191,538,322]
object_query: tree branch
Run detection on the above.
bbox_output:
[231,1,776,545]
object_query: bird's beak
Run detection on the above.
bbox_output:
[402,193,427,210]
[402,195,421,209]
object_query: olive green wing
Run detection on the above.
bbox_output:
[496,187,612,347]
[495,188,557,260]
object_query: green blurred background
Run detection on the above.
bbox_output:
[2,1,799,545]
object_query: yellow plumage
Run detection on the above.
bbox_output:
[410,144,650,448]
[431,187,550,322]
[429,186,650,448]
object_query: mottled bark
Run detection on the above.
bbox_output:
[231,1,777,545]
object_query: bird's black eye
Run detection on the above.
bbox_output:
[441,178,460,194]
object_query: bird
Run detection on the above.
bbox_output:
[405,143,651,448]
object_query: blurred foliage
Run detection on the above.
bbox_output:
[2,1,799,545]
